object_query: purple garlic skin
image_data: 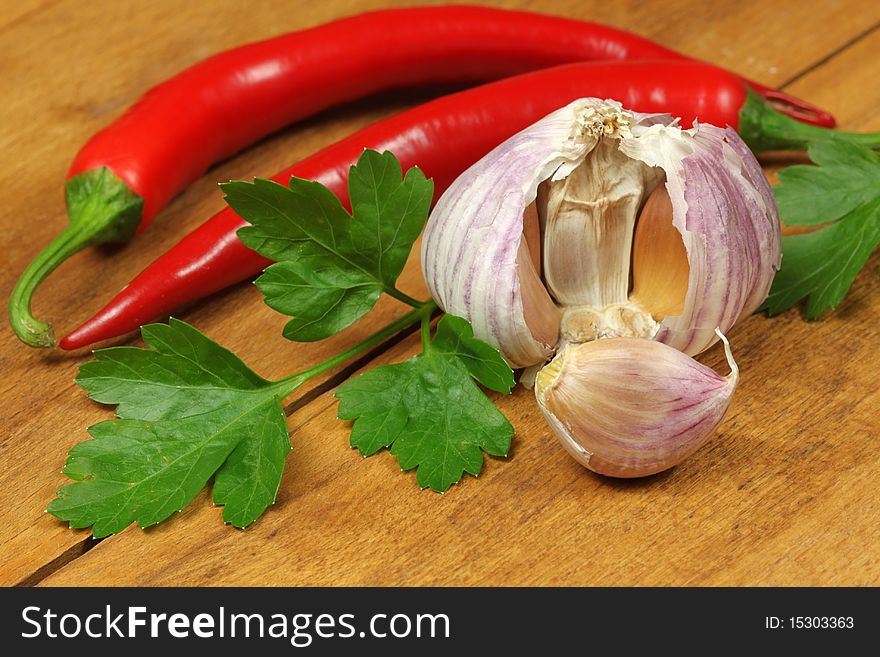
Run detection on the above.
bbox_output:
[421,99,780,366]
[649,125,782,356]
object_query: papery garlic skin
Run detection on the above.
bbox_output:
[421,98,781,365]
[421,100,609,367]
[636,125,782,355]
[535,330,738,478]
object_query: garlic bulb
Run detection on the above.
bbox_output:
[421,98,780,477]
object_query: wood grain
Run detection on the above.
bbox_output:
[1,0,878,586]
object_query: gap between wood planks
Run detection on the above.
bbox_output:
[15,23,878,587]
[16,316,427,586]
[778,21,880,89]
[14,538,99,587]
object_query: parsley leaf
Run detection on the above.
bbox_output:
[335,315,515,492]
[763,199,880,319]
[774,140,880,226]
[50,151,518,537]
[430,315,516,394]
[48,319,295,536]
[76,318,274,421]
[226,150,433,341]
[763,141,880,319]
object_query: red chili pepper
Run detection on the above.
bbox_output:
[10,5,833,348]
[61,59,880,350]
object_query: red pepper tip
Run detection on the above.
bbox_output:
[59,309,122,350]
[750,85,836,128]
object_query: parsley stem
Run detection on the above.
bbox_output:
[276,300,437,393]
[384,286,427,309]
[420,311,432,353]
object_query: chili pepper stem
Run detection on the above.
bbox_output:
[10,225,122,348]
[273,300,437,396]
[739,89,880,153]
[8,168,143,348]
[9,228,79,348]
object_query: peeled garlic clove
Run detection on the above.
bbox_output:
[535,330,738,478]
[539,138,653,308]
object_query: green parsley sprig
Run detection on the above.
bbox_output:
[337,314,514,493]
[762,140,880,319]
[49,151,515,537]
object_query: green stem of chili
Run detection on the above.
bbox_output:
[739,89,880,153]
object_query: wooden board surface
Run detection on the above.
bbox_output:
[0,0,877,586]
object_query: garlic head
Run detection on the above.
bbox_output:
[422,98,780,366]
[421,98,780,477]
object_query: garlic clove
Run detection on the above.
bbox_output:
[518,203,561,352]
[629,183,690,319]
[535,329,738,478]
[634,125,781,356]
[719,126,783,323]
[539,139,659,309]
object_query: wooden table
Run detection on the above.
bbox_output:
[1,0,878,587]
